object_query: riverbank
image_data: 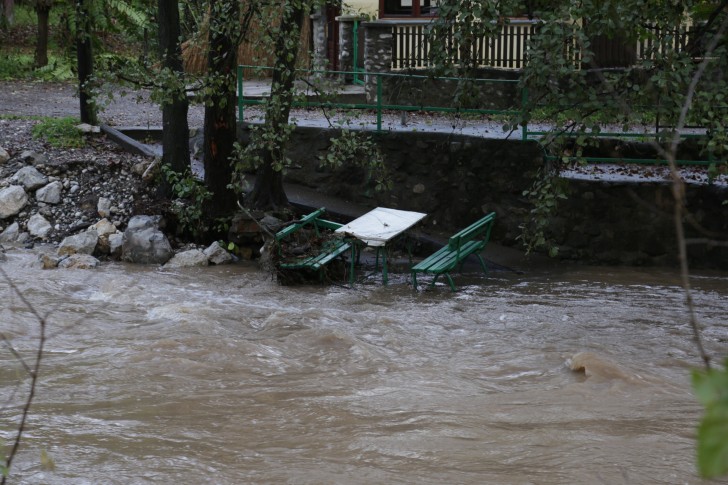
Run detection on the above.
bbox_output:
[1,80,726,272]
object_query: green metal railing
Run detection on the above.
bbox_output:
[237,65,722,166]
[237,64,522,135]
[352,21,365,86]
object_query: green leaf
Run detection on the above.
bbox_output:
[693,365,728,407]
[693,362,728,478]
[696,405,728,478]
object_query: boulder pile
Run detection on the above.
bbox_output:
[0,118,236,269]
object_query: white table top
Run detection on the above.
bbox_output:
[335,207,427,247]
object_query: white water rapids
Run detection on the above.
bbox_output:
[1,248,727,484]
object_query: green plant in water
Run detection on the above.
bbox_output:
[31,117,85,148]
[320,130,392,192]
[161,164,212,239]
[693,358,728,478]
[517,168,568,257]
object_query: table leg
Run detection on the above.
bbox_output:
[349,243,357,287]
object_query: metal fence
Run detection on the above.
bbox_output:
[237,65,719,166]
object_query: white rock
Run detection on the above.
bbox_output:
[19,150,46,165]
[35,181,63,204]
[0,186,29,219]
[0,222,20,243]
[76,123,100,133]
[91,218,117,237]
[12,166,48,191]
[28,214,52,238]
[97,197,112,218]
[204,241,234,265]
[58,229,98,256]
[121,215,173,264]
[164,249,209,268]
[108,232,123,259]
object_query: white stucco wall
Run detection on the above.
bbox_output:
[342,0,379,17]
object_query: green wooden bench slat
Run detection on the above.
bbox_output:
[412,240,484,272]
[412,212,495,292]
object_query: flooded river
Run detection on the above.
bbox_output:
[1,248,727,484]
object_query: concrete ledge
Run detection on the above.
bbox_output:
[101,125,160,158]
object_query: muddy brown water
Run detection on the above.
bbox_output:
[1,248,727,484]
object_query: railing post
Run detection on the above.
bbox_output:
[377,73,382,133]
[337,15,362,83]
[521,86,528,141]
[237,65,244,122]
[352,21,364,85]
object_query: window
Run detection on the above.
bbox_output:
[380,0,438,18]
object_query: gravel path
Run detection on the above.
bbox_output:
[0,81,201,127]
[0,80,529,137]
[1,80,724,186]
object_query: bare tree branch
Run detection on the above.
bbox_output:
[0,267,47,485]
[665,15,728,372]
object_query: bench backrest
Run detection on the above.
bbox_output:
[447,212,496,254]
[315,218,343,231]
[275,207,327,241]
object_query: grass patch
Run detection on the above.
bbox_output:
[31,117,85,148]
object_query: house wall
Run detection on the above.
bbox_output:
[342,0,378,17]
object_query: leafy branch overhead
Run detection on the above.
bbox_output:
[693,360,728,478]
[320,130,392,193]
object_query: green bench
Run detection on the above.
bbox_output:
[411,212,496,291]
[274,207,352,276]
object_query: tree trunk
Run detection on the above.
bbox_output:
[203,0,240,218]
[158,0,190,175]
[246,0,308,211]
[34,2,51,68]
[1,0,15,28]
[76,0,97,125]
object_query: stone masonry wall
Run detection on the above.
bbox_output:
[363,23,393,102]
[381,68,521,111]
[239,124,728,270]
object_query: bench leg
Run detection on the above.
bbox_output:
[476,254,488,274]
[430,274,440,288]
[412,271,418,290]
[349,245,357,287]
[445,273,457,292]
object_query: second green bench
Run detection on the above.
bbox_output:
[411,212,496,291]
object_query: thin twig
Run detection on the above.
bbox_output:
[0,267,47,484]
[665,15,728,371]
[0,333,32,375]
